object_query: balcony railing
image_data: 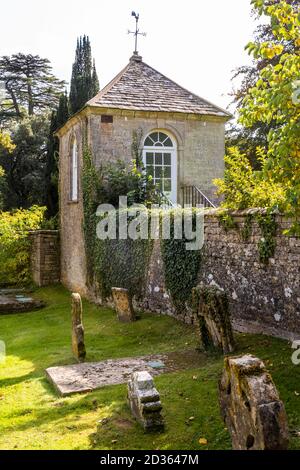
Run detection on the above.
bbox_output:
[181,185,216,208]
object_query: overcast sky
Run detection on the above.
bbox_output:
[1,0,259,111]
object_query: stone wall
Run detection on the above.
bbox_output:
[30,231,60,287]
[58,119,88,295]
[141,210,300,341]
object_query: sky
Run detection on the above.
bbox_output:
[0,0,259,111]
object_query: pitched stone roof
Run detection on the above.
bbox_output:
[87,55,231,118]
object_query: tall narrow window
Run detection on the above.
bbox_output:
[70,138,78,201]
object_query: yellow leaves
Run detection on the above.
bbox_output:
[0,132,15,153]
[199,438,208,446]
[295,38,300,48]
[262,44,284,60]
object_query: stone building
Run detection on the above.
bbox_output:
[56,53,231,293]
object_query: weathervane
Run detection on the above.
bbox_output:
[128,12,146,55]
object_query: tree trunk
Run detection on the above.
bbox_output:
[6,82,21,118]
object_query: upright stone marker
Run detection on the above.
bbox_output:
[111,287,136,322]
[128,371,164,432]
[219,354,289,450]
[71,293,86,362]
[193,284,234,354]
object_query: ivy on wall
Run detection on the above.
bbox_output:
[94,231,152,300]
[256,212,277,264]
[82,145,101,286]
[82,142,153,299]
[161,209,202,311]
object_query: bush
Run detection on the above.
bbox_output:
[98,159,161,208]
[0,205,46,286]
[214,147,286,210]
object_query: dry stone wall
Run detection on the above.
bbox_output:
[141,210,300,341]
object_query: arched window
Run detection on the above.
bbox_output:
[143,131,177,204]
[70,137,78,201]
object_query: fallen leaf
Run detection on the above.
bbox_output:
[199,438,208,445]
[111,440,117,444]
[295,391,300,396]
[189,416,195,421]
[192,376,198,380]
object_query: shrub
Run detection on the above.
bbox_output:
[214,147,286,210]
[0,205,46,286]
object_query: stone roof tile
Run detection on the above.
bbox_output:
[87,55,231,118]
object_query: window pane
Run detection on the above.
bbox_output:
[155,167,162,178]
[150,132,159,143]
[145,137,154,146]
[164,153,171,165]
[155,153,162,165]
[164,179,172,192]
[159,132,168,142]
[146,153,153,164]
[71,142,78,201]
[164,137,173,147]
[154,142,163,147]
[164,166,171,178]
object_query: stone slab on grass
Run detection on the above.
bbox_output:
[46,349,201,397]
[0,292,45,314]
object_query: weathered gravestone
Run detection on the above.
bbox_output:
[127,371,164,432]
[219,354,289,450]
[71,293,86,362]
[192,284,234,354]
[111,287,136,323]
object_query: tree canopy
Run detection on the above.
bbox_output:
[227,0,300,168]
[0,53,65,124]
[216,0,300,232]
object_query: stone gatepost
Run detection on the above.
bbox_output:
[127,371,164,432]
[29,230,60,287]
[219,354,289,450]
[193,284,234,354]
[111,287,136,322]
[71,293,86,362]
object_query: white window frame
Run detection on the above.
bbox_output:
[143,131,177,204]
[70,138,78,202]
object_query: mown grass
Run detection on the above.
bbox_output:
[0,285,299,450]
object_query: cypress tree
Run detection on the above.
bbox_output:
[69,35,100,114]
[45,91,70,217]
[92,60,100,97]
[56,91,70,127]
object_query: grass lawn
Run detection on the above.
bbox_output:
[0,285,300,450]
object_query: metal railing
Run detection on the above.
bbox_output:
[155,189,176,208]
[181,185,216,208]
